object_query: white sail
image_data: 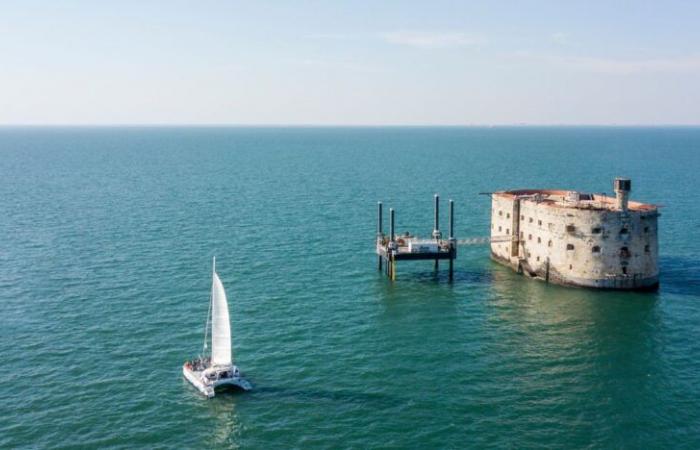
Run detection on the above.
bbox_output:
[211,271,232,367]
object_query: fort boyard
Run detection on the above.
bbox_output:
[490,178,659,290]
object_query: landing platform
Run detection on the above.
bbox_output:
[375,196,457,280]
[375,239,455,260]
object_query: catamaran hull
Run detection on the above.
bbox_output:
[183,365,251,398]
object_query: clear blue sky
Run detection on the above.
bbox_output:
[2,1,699,125]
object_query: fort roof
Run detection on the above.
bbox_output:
[493,189,657,212]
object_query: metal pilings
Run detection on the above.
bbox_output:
[390,208,395,242]
[434,194,440,236]
[389,207,396,281]
[449,199,455,281]
[434,194,440,270]
[449,199,454,240]
[377,202,383,271]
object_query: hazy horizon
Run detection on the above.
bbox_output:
[3,124,700,128]
[2,1,699,126]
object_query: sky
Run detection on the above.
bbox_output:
[1,1,699,125]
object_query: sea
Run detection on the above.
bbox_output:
[1,126,699,449]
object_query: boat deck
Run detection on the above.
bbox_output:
[183,362,252,398]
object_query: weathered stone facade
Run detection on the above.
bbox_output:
[490,179,659,290]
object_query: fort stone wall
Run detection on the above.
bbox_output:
[489,183,659,290]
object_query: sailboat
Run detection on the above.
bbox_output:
[183,257,251,398]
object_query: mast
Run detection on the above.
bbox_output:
[202,257,215,356]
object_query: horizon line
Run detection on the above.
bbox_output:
[1,123,700,128]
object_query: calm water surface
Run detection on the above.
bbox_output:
[1,127,699,448]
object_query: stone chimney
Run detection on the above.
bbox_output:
[614,177,631,212]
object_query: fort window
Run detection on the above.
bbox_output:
[548,240,553,247]
[520,231,524,239]
[566,224,576,233]
[527,251,531,258]
[536,256,540,262]
[592,246,600,253]
[528,234,532,240]
[498,226,502,232]
[644,226,649,233]
[505,228,509,234]
[592,227,602,234]
[538,220,542,226]
[566,244,575,251]
[498,211,502,216]
[506,213,510,219]
[521,215,524,220]
[529,217,533,223]
[622,267,628,275]
[537,237,541,243]
[569,264,573,270]
[645,244,650,253]
[620,227,629,235]
[620,247,630,258]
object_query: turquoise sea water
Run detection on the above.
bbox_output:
[1,127,699,449]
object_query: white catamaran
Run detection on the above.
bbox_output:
[183,257,251,398]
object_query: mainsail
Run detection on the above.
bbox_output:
[211,271,232,366]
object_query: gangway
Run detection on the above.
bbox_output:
[456,236,510,246]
